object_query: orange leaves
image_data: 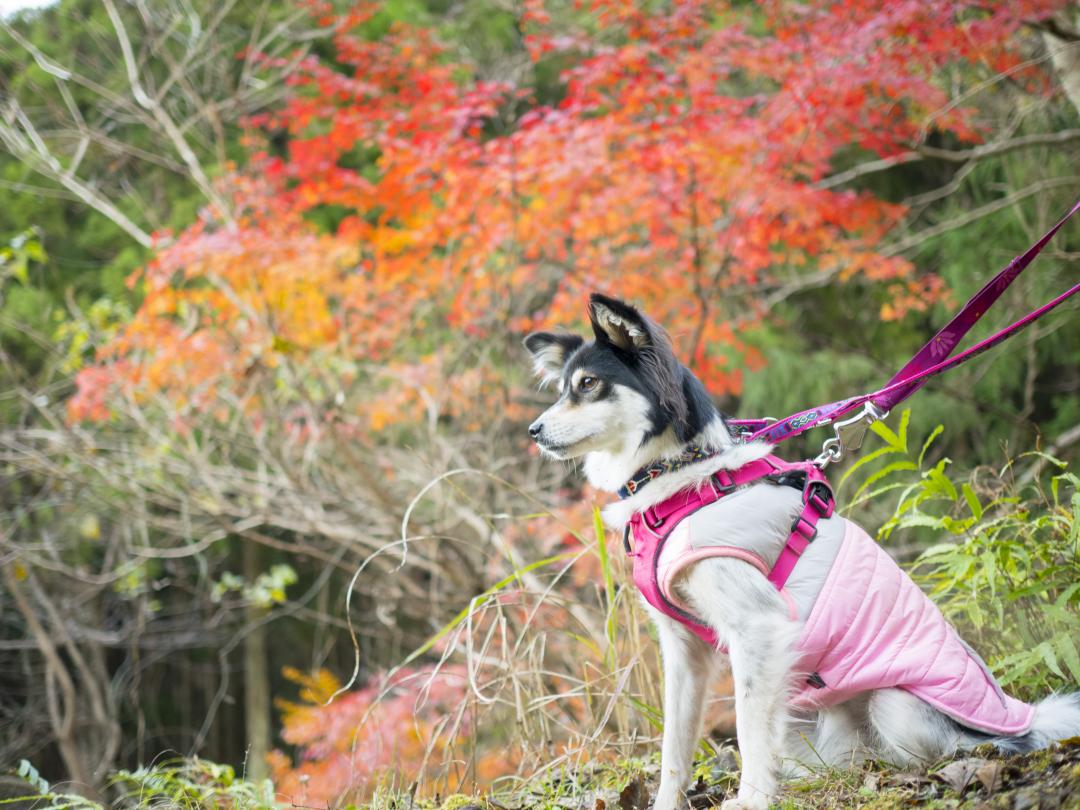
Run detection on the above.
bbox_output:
[271,665,479,805]
[67,0,1071,427]
[881,274,954,322]
[278,665,342,708]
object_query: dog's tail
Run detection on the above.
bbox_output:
[987,692,1080,754]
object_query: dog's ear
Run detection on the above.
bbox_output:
[523,332,584,386]
[588,292,693,440]
[588,293,654,352]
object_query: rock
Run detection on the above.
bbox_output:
[705,747,740,779]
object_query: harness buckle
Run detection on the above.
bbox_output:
[623,523,633,554]
[643,507,665,531]
[711,470,737,494]
[805,480,834,518]
[770,470,805,491]
[790,513,818,542]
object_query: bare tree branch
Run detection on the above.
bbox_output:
[102,0,234,224]
[884,176,1080,256]
[1018,422,1080,485]
[0,100,155,247]
[816,129,1080,190]
[0,3,322,247]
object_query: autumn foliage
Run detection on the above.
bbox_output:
[269,665,488,805]
[70,0,1070,429]
[59,0,1075,801]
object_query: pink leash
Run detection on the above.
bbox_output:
[624,197,1079,635]
[731,197,1080,460]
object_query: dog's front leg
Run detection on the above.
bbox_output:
[721,633,793,810]
[684,560,798,810]
[649,608,719,810]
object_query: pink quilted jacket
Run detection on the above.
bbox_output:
[631,507,1033,736]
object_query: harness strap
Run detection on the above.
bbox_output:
[768,479,834,589]
[638,457,780,530]
[628,456,834,646]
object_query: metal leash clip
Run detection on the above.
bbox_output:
[813,402,888,469]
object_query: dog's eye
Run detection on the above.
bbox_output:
[578,376,598,392]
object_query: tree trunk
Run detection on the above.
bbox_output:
[242,542,271,781]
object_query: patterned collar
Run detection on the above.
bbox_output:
[617,445,718,499]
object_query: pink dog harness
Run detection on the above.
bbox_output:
[625,454,833,647]
[624,454,1035,735]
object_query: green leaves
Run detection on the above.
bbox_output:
[110,758,277,809]
[839,410,918,510]
[211,563,298,608]
[9,760,102,809]
[847,410,1080,698]
[0,230,46,287]
[961,483,983,521]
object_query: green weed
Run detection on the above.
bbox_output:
[841,410,1080,698]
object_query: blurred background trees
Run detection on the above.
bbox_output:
[1,0,1078,804]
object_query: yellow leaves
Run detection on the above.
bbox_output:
[372,225,416,256]
[279,666,342,710]
[270,335,300,355]
[368,406,393,431]
[79,514,101,540]
[67,219,372,424]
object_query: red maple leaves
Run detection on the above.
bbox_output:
[69,0,1069,425]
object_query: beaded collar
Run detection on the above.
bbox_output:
[616,445,720,499]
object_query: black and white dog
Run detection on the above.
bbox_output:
[524,293,1080,810]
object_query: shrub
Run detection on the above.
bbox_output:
[843,410,1080,698]
[5,757,275,810]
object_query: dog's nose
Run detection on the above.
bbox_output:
[528,421,543,439]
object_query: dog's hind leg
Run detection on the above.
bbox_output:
[784,695,870,775]
[649,606,721,810]
[873,689,1080,759]
[866,688,962,766]
[681,558,800,810]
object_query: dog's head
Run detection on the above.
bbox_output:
[523,293,720,462]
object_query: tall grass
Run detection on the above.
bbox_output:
[274,417,1079,802]
[268,470,673,805]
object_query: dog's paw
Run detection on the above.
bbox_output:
[651,791,682,810]
[720,795,771,810]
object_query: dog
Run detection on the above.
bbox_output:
[524,293,1080,810]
